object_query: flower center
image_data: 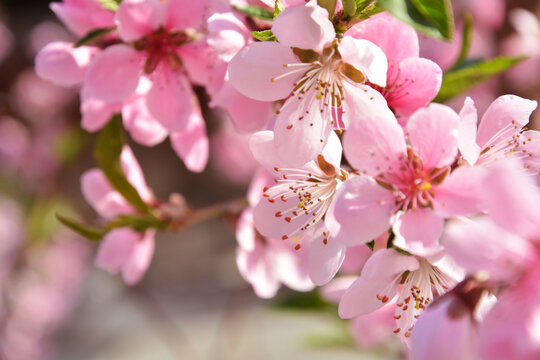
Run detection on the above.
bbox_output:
[376,258,455,338]
[272,43,366,131]
[133,28,192,74]
[263,155,346,246]
[376,148,449,211]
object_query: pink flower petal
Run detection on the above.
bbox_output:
[476,95,538,148]
[164,0,209,31]
[147,65,192,132]
[443,217,534,281]
[309,230,346,286]
[342,110,405,177]
[407,103,460,170]
[95,227,139,273]
[433,166,485,217]
[273,94,333,167]
[411,298,479,360]
[80,169,133,219]
[387,57,442,117]
[326,176,394,246]
[120,146,153,203]
[272,0,335,53]
[341,82,394,129]
[339,249,419,318]
[122,96,169,146]
[122,229,156,285]
[228,41,301,101]
[249,130,283,173]
[116,0,164,42]
[392,209,445,257]
[236,241,280,298]
[338,37,387,87]
[236,208,256,251]
[457,97,481,166]
[85,44,141,102]
[482,159,540,239]
[122,77,168,146]
[170,104,209,173]
[80,87,122,132]
[270,238,314,292]
[35,42,96,87]
[348,12,419,68]
[206,12,249,62]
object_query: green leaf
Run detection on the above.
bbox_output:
[94,115,151,213]
[452,13,474,68]
[234,5,274,21]
[317,0,337,19]
[274,0,284,18]
[107,214,166,232]
[53,127,87,164]
[74,27,116,47]
[251,30,277,42]
[435,56,525,103]
[342,0,357,19]
[98,0,121,11]
[273,291,335,311]
[377,0,454,40]
[27,199,71,244]
[56,213,107,242]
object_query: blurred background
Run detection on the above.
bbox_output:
[0,0,539,359]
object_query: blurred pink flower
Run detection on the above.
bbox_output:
[81,146,156,284]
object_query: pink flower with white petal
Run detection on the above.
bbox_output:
[229,0,390,165]
[235,169,314,298]
[81,146,156,285]
[339,249,461,341]
[330,104,485,257]
[457,95,539,171]
[249,130,350,285]
[251,130,345,248]
[348,12,442,121]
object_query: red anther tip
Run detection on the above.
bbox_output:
[275,211,282,217]
[323,238,328,244]
[282,235,288,240]
[393,328,401,334]
[285,217,291,223]
[294,244,301,250]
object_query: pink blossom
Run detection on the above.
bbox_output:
[348,12,442,121]
[457,95,539,170]
[338,249,461,341]
[83,0,219,132]
[235,169,314,298]
[250,130,344,241]
[229,0,390,165]
[329,104,484,256]
[81,146,155,284]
